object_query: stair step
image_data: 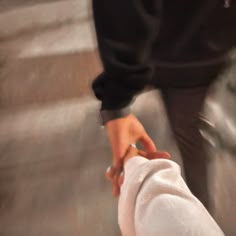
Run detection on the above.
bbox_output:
[0,0,91,39]
[0,51,102,108]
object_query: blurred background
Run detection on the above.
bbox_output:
[0,0,235,235]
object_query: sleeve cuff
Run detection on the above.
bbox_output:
[100,107,131,125]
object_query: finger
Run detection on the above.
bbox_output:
[114,159,124,176]
[137,149,148,158]
[123,145,140,164]
[112,143,128,169]
[112,174,120,197]
[124,145,139,160]
[137,149,171,160]
[105,166,115,181]
[146,151,171,160]
[140,133,157,153]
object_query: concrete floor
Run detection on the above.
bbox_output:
[0,1,235,235]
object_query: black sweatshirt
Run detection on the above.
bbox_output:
[92,0,236,110]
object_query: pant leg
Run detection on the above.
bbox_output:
[161,86,211,209]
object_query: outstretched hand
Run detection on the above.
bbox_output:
[106,145,171,197]
[106,114,158,196]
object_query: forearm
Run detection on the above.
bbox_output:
[118,157,224,236]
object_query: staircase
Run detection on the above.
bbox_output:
[0,1,235,235]
[0,0,100,108]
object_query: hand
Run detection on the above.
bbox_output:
[123,146,171,164]
[106,145,171,197]
[106,114,157,196]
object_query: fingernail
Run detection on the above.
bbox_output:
[106,166,111,173]
[165,153,171,158]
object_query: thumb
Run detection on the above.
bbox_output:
[140,132,157,153]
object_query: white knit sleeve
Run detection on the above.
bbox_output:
[118,156,224,236]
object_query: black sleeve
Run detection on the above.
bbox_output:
[92,0,162,110]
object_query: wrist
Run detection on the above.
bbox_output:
[100,107,131,126]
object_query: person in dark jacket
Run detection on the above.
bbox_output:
[92,0,236,209]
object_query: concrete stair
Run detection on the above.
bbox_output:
[0,0,99,109]
[0,0,91,39]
